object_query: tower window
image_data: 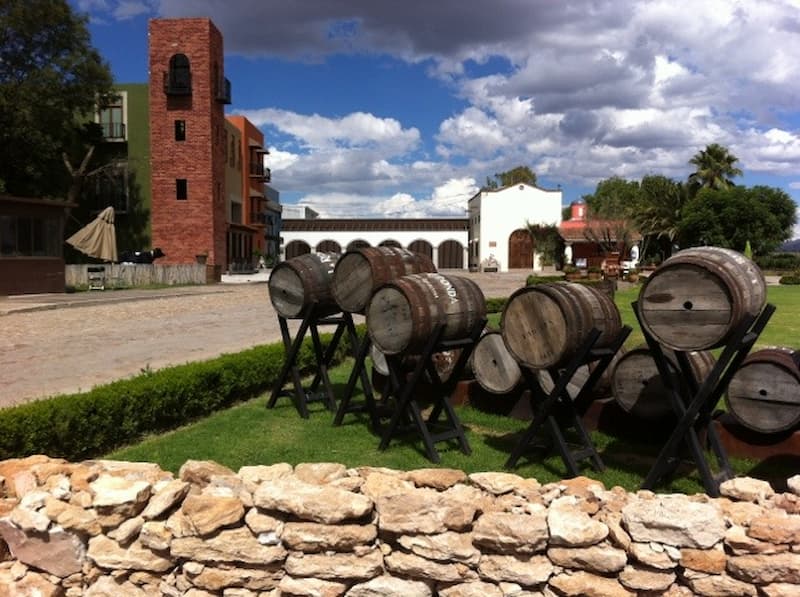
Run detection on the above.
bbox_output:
[176,179,188,200]
[175,120,186,141]
[165,53,191,95]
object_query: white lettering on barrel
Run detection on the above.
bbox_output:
[430,273,459,305]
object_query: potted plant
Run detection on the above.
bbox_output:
[587,265,602,280]
[626,267,640,283]
[562,264,581,281]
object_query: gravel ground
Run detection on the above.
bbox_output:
[0,271,530,407]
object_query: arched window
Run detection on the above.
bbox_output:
[166,53,192,95]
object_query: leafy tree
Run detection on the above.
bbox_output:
[485,165,537,189]
[0,0,113,197]
[581,176,641,254]
[687,143,743,194]
[526,222,562,267]
[680,186,797,255]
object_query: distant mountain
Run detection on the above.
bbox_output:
[779,238,800,252]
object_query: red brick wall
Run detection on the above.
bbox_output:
[148,18,227,266]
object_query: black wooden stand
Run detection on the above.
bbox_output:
[505,326,632,476]
[377,319,486,463]
[332,328,381,429]
[633,301,775,496]
[267,303,356,418]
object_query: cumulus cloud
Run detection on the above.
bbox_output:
[294,178,476,219]
[80,0,800,215]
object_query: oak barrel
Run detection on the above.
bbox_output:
[366,273,486,355]
[370,344,463,382]
[500,281,622,369]
[638,246,766,351]
[471,331,522,394]
[268,252,340,319]
[611,347,716,420]
[725,347,800,434]
[536,345,627,401]
[332,247,436,314]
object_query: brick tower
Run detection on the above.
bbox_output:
[148,18,230,268]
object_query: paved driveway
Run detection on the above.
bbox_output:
[0,271,530,407]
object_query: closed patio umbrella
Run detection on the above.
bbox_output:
[66,206,118,262]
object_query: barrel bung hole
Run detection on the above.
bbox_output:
[683,301,693,310]
[759,388,768,397]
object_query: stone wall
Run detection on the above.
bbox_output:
[0,456,798,596]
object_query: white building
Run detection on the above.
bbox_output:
[278,182,563,271]
[281,219,469,269]
[468,183,563,272]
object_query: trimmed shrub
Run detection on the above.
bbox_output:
[779,272,800,285]
[755,252,800,271]
[0,329,357,461]
[485,297,507,313]
[525,274,564,286]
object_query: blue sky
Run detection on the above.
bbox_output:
[74,0,800,237]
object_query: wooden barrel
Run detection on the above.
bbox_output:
[500,281,622,369]
[638,247,766,351]
[471,331,522,394]
[536,345,627,401]
[366,273,486,355]
[611,347,716,420]
[725,347,800,434]
[332,247,436,314]
[268,252,340,318]
[370,344,463,382]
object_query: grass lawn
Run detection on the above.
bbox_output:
[107,284,800,493]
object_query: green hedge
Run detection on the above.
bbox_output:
[0,330,355,461]
[779,273,800,285]
[755,253,800,271]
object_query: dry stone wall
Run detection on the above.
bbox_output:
[0,455,798,596]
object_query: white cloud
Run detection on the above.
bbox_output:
[77,0,800,215]
[294,177,476,219]
[241,108,419,155]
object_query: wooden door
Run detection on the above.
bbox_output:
[508,229,533,269]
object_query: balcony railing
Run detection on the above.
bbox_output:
[215,77,232,104]
[163,71,192,96]
[249,164,271,182]
[101,122,126,141]
[250,212,267,225]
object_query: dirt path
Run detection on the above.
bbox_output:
[0,272,529,407]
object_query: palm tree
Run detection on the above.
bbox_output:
[688,143,743,193]
[634,175,688,258]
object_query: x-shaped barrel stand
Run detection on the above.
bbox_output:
[505,325,632,476]
[375,319,486,463]
[633,301,775,496]
[268,302,370,418]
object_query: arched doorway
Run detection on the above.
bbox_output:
[285,240,310,260]
[379,239,402,248]
[346,239,370,251]
[438,240,464,269]
[408,239,433,261]
[508,229,533,269]
[316,239,341,253]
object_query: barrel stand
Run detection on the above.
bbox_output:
[267,303,357,418]
[633,301,776,497]
[378,319,486,463]
[504,325,632,476]
[333,329,382,429]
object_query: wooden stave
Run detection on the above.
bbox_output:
[331,247,436,314]
[537,344,628,402]
[556,282,622,348]
[611,347,716,420]
[366,273,486,356]
[500,285,569,369]
[268,252,340,319]
[639,246,766,351]
[500,282,622,370]
[471,330,522,394]
[725,347,800,434]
